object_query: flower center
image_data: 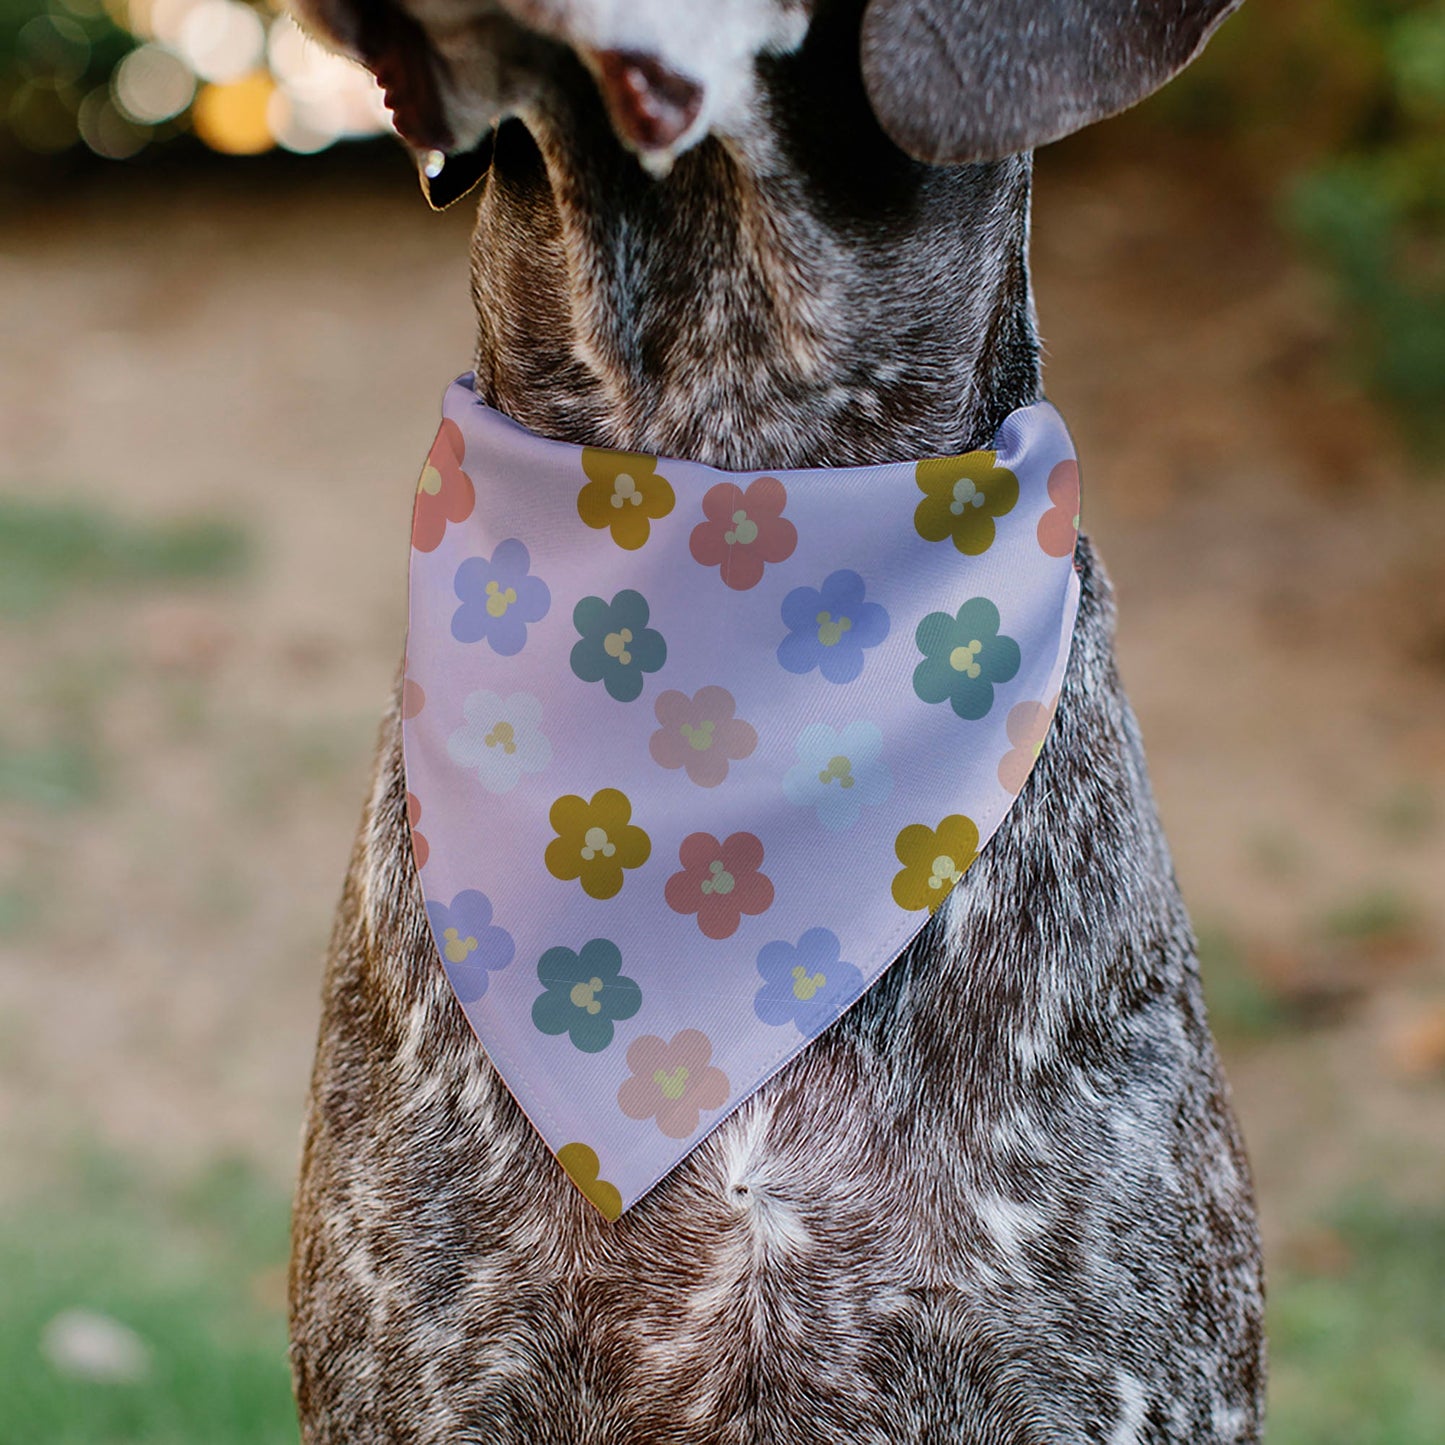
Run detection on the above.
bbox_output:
[418,463,443,496]
[603,627,634,665]
[700,860,735,896]
[815,610,853,647]
[580,826,616,862]
[928,854,962,892]
[679,720,715,752]
[484,721,517,754]
[611,473,644,509]
[570,976,606,1015]
[949,478,986,515]
[442,926,478,964]
[948,639,984,678]
[653,1065,690,1100]
[791,964,827,1001]
[724,508,759,546]
[817,754,855,789]
[484,579,518,618]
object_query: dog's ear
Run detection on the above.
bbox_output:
[860,0,1244,165]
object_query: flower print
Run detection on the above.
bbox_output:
[532,938,643,1054]
[664,831,774,939]
[776,570,891,684]
[451,539,551,655]
[447,689,551,795]
[891,815,980,913]
[406,791,429,870]
[649,687,757,787]
[782,721,892,832]
[914,449,1019,555]
[545,789,651,900]
[401,677,426,719]
[753,928,865,1038]
[617,1029,730,1139]
[569,590,667,702]
[577,447,676,550]
[689,476,797,590]
[556,1142,623,1221]
[998,696,1059,795]
[412,418,476,552]
[912,598,1021,720]
[424,890,516,1001]
[1037,460,1081,559]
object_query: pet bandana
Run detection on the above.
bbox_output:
[402,375,1082,1218]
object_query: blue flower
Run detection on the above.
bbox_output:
[912,597,1021,720]
[782,721,892,832]
[451,538,551,654]
[424,890,516,1002]
[776,569,890,684]
[532,938,643,1054]
[570,589,667,702]
[753,928,865,1038]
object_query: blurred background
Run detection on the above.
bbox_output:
[1,1,1442,1440]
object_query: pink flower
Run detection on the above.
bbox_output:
[665,831,775,938]
[649,687,758,788]
[406,791,429,870]
[997,696,1058,795]
[689,476,797,590]
[412,418,476,552]
[617,1030,730,1138]
[1036,460,1080,559]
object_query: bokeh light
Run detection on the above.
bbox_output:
[3,0,394,160]
[112,42,193,124]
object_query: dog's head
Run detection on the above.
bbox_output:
[293,0,1243,203]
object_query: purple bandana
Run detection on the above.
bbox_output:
[402,376,1082,1217]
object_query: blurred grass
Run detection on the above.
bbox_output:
[0,1153,297,1445]
[1270,1198,1445,1445]
[0,496,248,619]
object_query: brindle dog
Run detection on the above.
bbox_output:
[286,2,1266,1440]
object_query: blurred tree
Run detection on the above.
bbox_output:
[1166,0,1445,451]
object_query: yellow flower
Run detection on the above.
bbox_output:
[577,448,675,550]
[556,1142,623,1222]
[545,788,651,899]
[914,451,1019,556]
[891,815,981,912]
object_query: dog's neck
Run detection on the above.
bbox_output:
[465,21,1041,471]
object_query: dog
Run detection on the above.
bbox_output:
[287,2,1266,1440]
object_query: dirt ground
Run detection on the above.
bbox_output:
[1,139,1442,1267]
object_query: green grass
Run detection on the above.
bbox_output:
[1269,1197,1445,1445]
[0,496,248,619]
[0,1154,297,1445]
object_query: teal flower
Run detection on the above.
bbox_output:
[912,598,1021,720]
[532,938,642,1054]
[570,590,667,702]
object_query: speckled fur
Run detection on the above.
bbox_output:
[289,2,1265,1439]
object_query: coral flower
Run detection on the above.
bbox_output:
[617,1030,730,1139]
[689,476,797,590]
[664,831,774,939]
[412,418,476,552]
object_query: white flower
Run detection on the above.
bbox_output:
[782,720,891,832]
[448,690,551,794]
